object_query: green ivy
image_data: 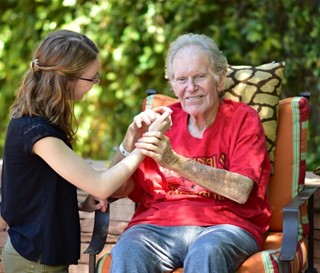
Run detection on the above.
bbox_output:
[0,0,319,170]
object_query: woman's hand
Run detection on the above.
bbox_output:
[132,106,172,132]
[123,107,172,152]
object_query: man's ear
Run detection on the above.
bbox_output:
[217,71,227,92]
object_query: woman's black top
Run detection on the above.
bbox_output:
[1,116,80,265]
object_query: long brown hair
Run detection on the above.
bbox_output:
[10,29,99,142]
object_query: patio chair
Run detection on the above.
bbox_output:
[85,62,319,273]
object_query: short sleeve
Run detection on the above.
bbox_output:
[22,117,68,154]
[228,106,271,185]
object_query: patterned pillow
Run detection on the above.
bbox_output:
[222,62,286,172]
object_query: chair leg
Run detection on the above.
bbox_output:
[88,253,96,273]
[283,261,290,273]
[305,193,318,273]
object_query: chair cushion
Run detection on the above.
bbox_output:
[268,97,309,233]
[96,252,112,273]
[223,62,285,172]
[236,236,308,273]
[234,96,311,273]
[143,94,177,110]
[96,234,308,273]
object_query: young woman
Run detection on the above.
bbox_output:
[1,29,171,273]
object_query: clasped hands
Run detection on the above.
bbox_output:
[86,107,174,213]
[134,106,176,168]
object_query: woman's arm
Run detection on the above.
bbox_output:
[32,107,172,200]
[33,136,144,200]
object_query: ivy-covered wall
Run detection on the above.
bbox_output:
[0,0,319,169]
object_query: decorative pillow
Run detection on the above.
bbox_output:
[222,62,286,173]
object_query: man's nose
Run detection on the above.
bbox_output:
[185,77,197,90]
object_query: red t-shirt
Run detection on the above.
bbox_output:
[128,99,271,248]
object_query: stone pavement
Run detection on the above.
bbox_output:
[0,158,319,272]
[0,195,135,273]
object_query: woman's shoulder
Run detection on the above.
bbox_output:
[11,115,49,125]
[10,115,66,141]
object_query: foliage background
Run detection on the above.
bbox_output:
[0,0,319,169]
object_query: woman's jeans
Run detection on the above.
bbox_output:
[2,236,69,273]
[110,224,259,273]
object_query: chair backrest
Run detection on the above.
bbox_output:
[143,94,310,237]
[267,97,309,234]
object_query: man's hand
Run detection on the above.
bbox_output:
[148,107,172,133]
[78,195,108,213]
[119,106,172,157]
[135,130,177,169]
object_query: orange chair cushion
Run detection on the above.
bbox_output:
[237,237,308,273]
[268,97,309,233]
[172,234,308,273]
[96,253,112,273]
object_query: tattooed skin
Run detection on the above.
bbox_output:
[166,152,253,204]
[141,132,254,204]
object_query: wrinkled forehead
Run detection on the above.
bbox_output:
[174,44,208,60]
[172,47,212,75]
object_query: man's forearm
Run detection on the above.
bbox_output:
[170,155,253,204]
